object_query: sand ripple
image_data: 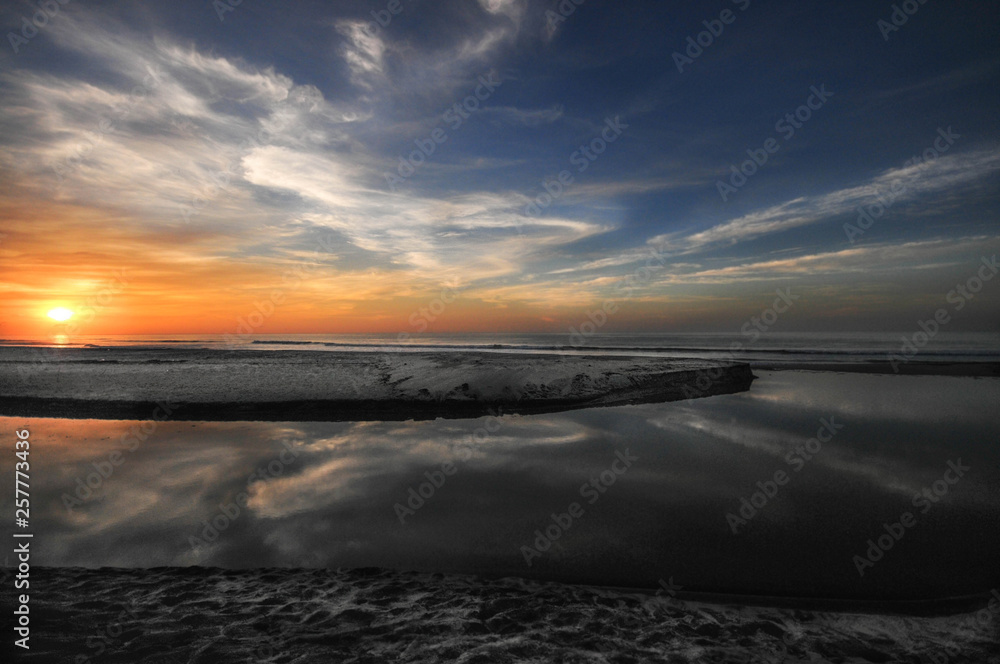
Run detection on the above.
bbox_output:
[14,566,999,663]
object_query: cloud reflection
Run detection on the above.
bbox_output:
[6,371,999,598]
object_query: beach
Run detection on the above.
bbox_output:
[0,347,754,420]
[15,566,1000,663]
[4,345,999,661]
[3,0,998,657]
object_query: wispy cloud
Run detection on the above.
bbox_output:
[336,21,387,90]
[659,236,996,285]
[1,2,998,335]
[485,105,564,126]
[656,149,1000,254]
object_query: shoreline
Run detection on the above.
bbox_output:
[31,564,993,616]
[756,360,1000,376]
[0,347,754,421]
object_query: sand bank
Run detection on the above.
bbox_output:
[0,347,754,421]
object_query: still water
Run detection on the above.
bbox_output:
[5,371,999,600]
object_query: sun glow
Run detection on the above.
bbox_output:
[47,307,74,322]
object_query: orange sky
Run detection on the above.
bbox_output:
[3,192,998,340]
[2,5,998,339]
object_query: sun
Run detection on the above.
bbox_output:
[47,307,74,322]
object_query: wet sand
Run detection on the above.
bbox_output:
[0,347,754,421]
[19,566,999,663]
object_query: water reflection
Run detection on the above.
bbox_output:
[6,371,999,600]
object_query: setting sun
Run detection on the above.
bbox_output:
[47,307,74,322]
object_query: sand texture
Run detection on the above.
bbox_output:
[0,347,754,421]
[15,566,999,663]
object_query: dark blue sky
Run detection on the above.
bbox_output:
[1,0,998,334]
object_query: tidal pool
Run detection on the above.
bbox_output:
[5,370,998,601]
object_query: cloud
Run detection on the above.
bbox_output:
[660,236,997,285]
[656,149,1000,254]
[336,20,387,90]
[478,0,524,21]
[0,6,616,294]
[538,148,1000,288]
[485,105,564,126]
[2,2,998,334]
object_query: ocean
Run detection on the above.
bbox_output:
[3,331,999,365]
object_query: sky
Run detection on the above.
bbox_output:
[0,0,998,338]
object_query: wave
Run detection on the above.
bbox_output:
[5,336,997,360]
[246,340,1000,357]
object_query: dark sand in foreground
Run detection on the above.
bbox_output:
[17,567,999,663]
[0,347,754,420]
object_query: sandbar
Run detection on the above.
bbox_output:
[0,347,755,421]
